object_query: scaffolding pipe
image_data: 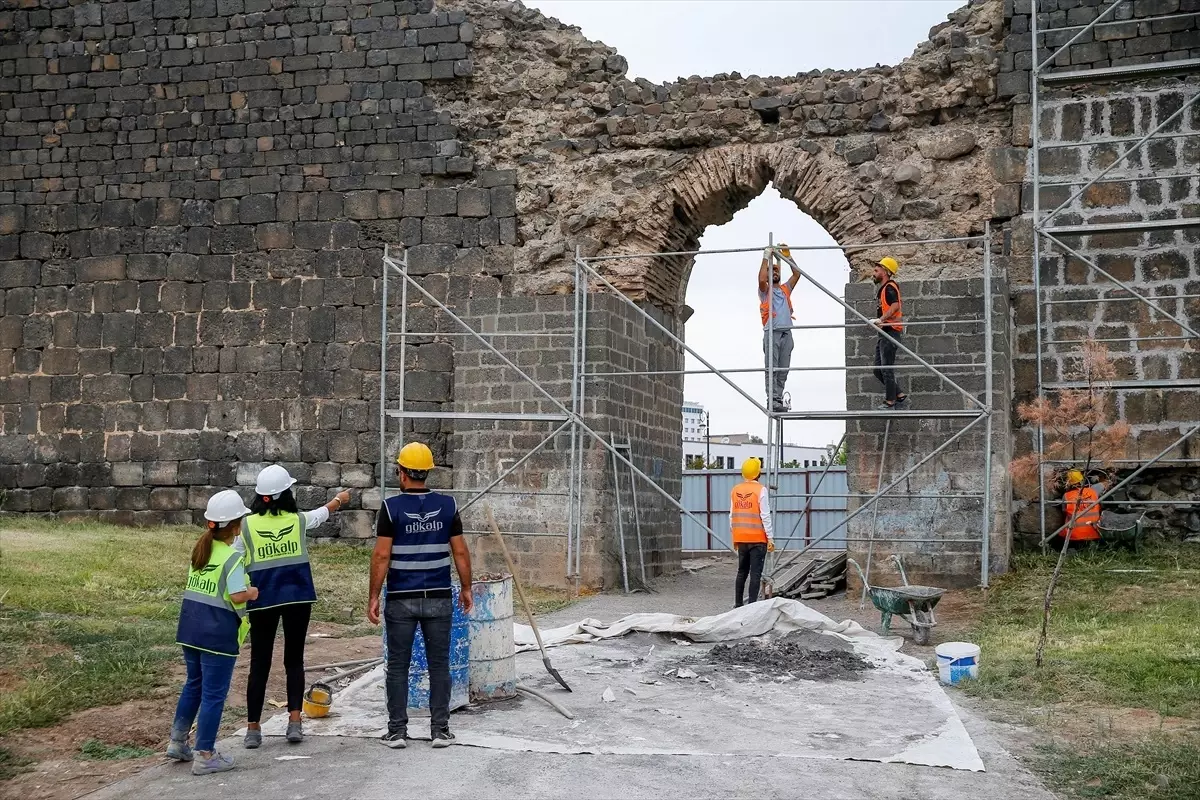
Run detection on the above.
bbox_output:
[1037,0,1126,71]
[585,362,986,378]
[1043,293,1200,305]
[380,245,391,501]
[778,251,987,411]
[566,253,581,581]
[861,420,891,607]
[981,221,994,588]
[1039,231,1200,340]
[1040,90,1200,225]
[1031,1,1048,553]
[581,234,985,263]
[458,421,572,515]
[1039,424,1200,545]
[768,431,845,578]
[770,414,986,575]
[577,257,768,416]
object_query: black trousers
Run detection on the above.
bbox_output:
[735,543,767,607]
[384,596,454,735]
[873,330,903,403]
[246,603,312,723]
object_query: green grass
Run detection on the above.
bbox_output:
[0,519,373,739]
[962,544,1200,799]
[78,739,156,761]
[0,518,576,741]
[1036,738,1200,800]
[963,545,1200,715]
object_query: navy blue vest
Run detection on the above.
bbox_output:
[384,491,457,593]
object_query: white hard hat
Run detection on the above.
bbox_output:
[255,464,297,498]
[205,489,252,524]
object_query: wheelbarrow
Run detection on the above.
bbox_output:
[849,556,945,646]
[1099,510,1144,553]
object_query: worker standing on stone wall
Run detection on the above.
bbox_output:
[239,465,351,749]
[870,257,909,410]
[759,245,801,412]
[730,457,775,608]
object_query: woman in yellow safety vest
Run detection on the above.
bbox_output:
[168,489,257,776]
[239,464,350,748]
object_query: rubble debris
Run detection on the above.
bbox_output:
[697,631,872,681]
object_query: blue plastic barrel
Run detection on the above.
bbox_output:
[381,583,470,714]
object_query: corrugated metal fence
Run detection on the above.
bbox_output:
[681,468,849,552]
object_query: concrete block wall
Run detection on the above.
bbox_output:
[450,292,683,589]
[843,273,1012,587]
[1010,80,1200,452]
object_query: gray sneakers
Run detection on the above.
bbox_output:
[243,728,262,749]
[166,730,193,762]
[191,751,235,776]
[286,721,304,743]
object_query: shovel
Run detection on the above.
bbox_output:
[485,506,572,692]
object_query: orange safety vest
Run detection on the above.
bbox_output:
[1063,486,1101,541]
[730,480,767,545]
[879,280,904,333]
[759,284,794,326]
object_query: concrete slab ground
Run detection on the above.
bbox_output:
[88,562,1054,800]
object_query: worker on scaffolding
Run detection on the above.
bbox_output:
[1060,469,1102,545]
[759,245,800,412]
[870,256,909,410]
[730,457,775,608]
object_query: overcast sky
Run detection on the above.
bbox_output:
[527,0,964,448]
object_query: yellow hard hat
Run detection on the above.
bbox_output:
[878,257,899,274]
[1065,469,1084,486]
[397,441,435,471]
[302,682,332,719]
[741,457,762,481]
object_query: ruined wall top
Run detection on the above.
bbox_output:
[429,0,1012,305]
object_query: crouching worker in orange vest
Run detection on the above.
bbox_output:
[167,490,257,776]
[1061,469,1101,544]
[730,457,775,608]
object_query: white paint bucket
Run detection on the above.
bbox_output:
[935,641,980,685]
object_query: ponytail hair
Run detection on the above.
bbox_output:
[191,524,217,572]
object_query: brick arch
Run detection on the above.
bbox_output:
[617,143,883,310]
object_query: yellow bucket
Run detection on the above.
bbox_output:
[302,682,332,719]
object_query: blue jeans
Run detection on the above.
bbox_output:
[172,646,236,752]
[384,596,453,735]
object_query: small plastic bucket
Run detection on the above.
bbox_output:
[935,642,980,685]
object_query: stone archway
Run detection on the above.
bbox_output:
[595,143,882,312]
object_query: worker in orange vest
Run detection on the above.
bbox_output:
[758,245,801,412]
[870,256,909,410]
[1061,469,1101,543]
[730,457,775,607]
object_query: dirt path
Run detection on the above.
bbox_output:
[1,626,380,800]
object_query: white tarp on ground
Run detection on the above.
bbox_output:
[262,599,984,772]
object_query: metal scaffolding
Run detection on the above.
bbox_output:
[380,227,998,592]
[1029,0,1200,543]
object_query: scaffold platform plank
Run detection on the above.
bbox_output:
[1041,217,1200,237]
[385,410,569,422]
[1040,58,1200,85]
[776,409,985,420]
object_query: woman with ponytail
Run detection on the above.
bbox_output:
[239,465,350,747]
[168,490,256,776]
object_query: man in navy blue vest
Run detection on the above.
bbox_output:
[368,441,473,749]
